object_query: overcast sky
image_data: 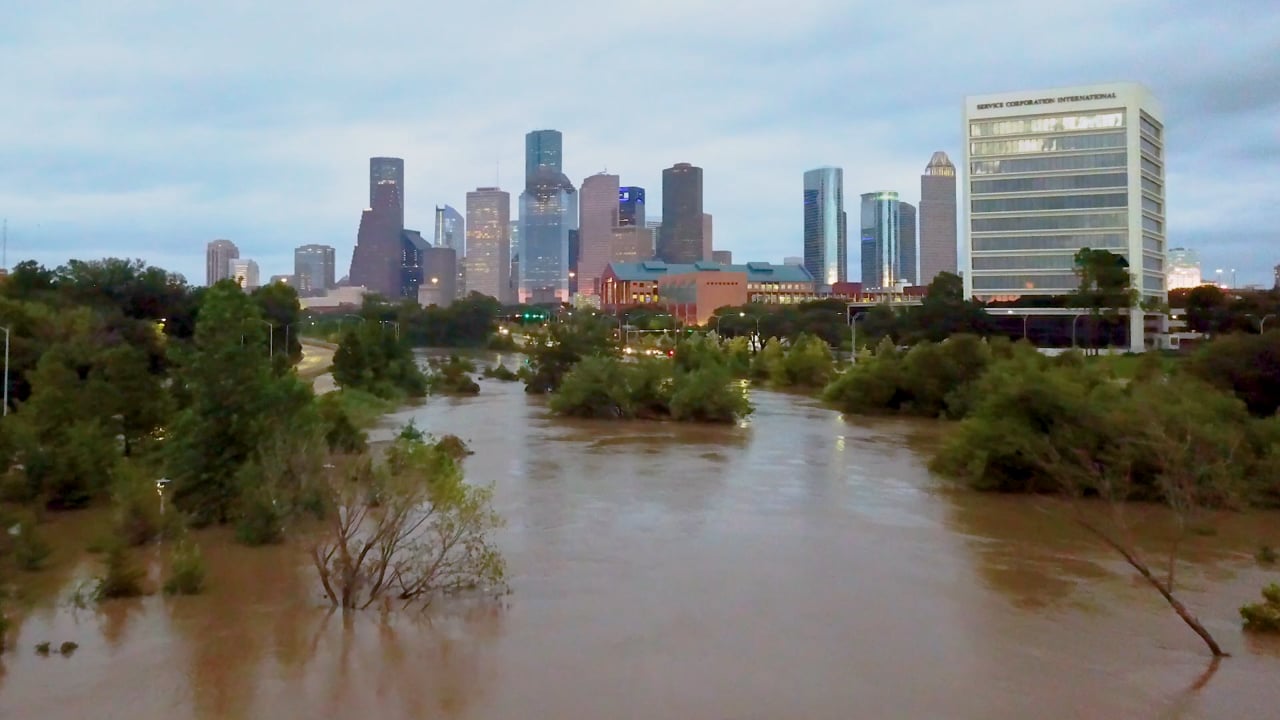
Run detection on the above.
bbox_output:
[1,0,1277,287]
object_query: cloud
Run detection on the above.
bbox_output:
[1,0,1276,286]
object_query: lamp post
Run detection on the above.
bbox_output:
[1,325,8,417]
[381,320,400,341]
[1007,310,1028,340]
[257,319,274,356]
[850,312,867,363]
[1071,313,1088,349]
[156,478,171,517]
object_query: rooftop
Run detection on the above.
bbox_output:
[606,260,815,284]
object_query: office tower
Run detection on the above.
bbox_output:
[657,163,704,263]
[228,258,260,290]
[610,226,654,262]
[899,202,917,286]
[964,83,1165,351]
[464,188,511,302]
[400,229,431,298]
[619,186,646,226]
[702,213,713,261]
[1166,248,1202,290]
[802,167,847,289]
[919,151,958,284]
[434,205,465,254]
[417,246,457,307]
[712,250,733,265]
[294,244,336,296]
[206,239,239,286]
[370,157,405,223]
[349,181,405,297]
[520,167,575,303]
[1275,264,1280,290]
[525,130,563,178]
[861,191,901,290]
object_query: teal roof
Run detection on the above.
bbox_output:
[606,261,814,283]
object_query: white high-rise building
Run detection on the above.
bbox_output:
[1166,247,1202,290]
[228,258,260,290]
[963,83,1166,351]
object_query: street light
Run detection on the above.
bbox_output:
[156,478,171,517]
[1,325,9,417]
[1071,313,1088,349]
[1007,310,1029,340]
[850,312,867,363]
[381,320,400,341]
[257,319,274,356]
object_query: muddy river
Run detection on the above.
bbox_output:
[3,354,1278,718]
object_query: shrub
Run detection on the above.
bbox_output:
[59,641,78,656]
[13,520,52,571]
[234,484,286,546]
[94,542,145,600]
[163,540,207,596]
[548,356,633,419]
[669,365,752,424]
[1241,584,1280,633]
[482,363,520,381]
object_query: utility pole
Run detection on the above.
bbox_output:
[2,218,7,271]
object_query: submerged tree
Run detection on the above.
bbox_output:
[310,436,506,610]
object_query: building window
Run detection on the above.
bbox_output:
[972,233,1126,252]
[972,254,1077,270]
[970,152,1127,176]
[1140,114,1162,140]
[1143,255,1163,272]
[971,193,1128,213]
[970,172,1128,195]
[1142,196,1162,214]
[1143,273,1164,291]
[1141,176,1162,197]
[1142,216,1163,233]
[970,132,1126,157]
[972,212,1127,232]
[1140,137,1162,159]
[969,112,1124,138]
[971,273,1080,291]
[1141,157,1162,177]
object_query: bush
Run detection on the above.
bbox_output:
[234,484,286,546]
[483,363,520,381]
[669,365,751,423]
[112,462,183,546]
[1241,584,1280,633]
[13,520,52,571]
[425,355,481,395]
[1190,332,1280,417]
[823,334,995,418]
[548,355,633,418]
[163,540,207,595]
[316,393,368,453]
[94,542,145,600]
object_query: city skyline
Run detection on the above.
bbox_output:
[3,3,1276,286]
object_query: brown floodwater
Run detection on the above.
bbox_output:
[3,352,1279,719]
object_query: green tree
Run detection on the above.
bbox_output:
[165,282,316,525]
[252,281,304,364]
[901,272,994,342]
[1070,248,1136,353]
[524,317,617,394]
[1189,331,1280,417]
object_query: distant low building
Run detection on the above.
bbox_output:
[600,260,816,325]
[300,286,368,311]
[268,274,296,287]
[229,258,260,290]
[712,250,732,265]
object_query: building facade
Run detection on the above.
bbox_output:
[963,83,1166,351]
[434,205,465,253]
[519,168,575,303]
[464,187,511,303]
[657,163,704,263]
[1165,247,1202,290]
[206,239,239,286]
[619,186,646,227]
[600,260,816,321]
[861,191,901,290]
[370,157,405,224]
[899,201,917,286]
[349,181,404,298]
[803,167,847,290]
[919,151,958,284]
[229,258,260,290]
[294,244,336,296]
[525,130,562,180]
[577,173,620,297]
[417,246,457,307]
[712,250,732,265]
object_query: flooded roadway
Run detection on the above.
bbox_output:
[3,353,1278,718]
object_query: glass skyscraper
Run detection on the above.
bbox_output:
[370,157,404,223]
[899,202,917,286]
[861,191,901,290]
[619,186,645,227]
[657,163,704,264]
[525,130,563,179]
[963,83,1165,351]
[294,244,335,295]
[802,167,846,289]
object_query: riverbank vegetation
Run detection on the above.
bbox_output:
[1241,584,1280,633]
[0,257,506,645]
[425,355,481,395]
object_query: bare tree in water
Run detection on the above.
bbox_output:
[1041,380,1238,658]
[310,436,506,611]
